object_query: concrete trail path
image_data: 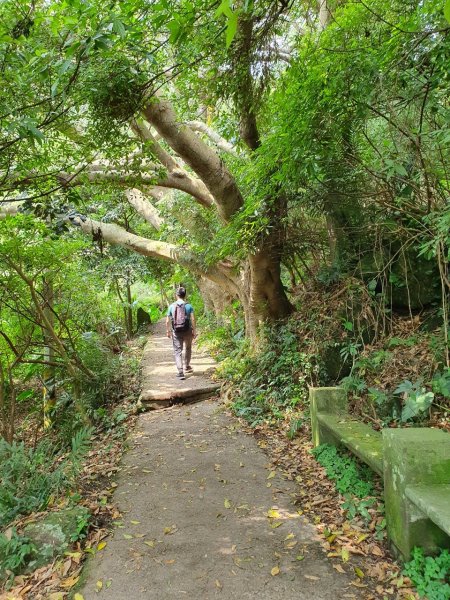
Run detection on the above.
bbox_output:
[79,329,365,600]
[139,321,220,408]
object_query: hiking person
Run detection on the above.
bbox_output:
[166,287,196,380]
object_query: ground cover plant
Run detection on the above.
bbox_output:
[403,548,450,600]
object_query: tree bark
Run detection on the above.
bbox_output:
[142,96,244,222]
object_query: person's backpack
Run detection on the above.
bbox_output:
[173,302,190,333]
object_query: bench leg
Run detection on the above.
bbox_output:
[309,387,347,447]
[383,428,450,559]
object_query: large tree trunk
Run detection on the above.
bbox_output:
[249,251,292,325]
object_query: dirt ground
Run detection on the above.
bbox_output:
[79,396,367,599]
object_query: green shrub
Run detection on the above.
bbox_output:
[0,529,37,580]
[0,427,91,527]
[311,444,383,526]
[311,444,374,498]
[226,321,316,426]
[403,547,450,600]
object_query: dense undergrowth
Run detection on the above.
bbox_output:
[0,337,143,590]
[205,279,450,434]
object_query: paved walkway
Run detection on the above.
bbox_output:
[79,329,366,599]
[139,321,220,408]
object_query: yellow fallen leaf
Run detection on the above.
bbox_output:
[96,580,103,591]
[224,498,232,509]
[60,575,80,588]
[341,548,350,563]
[354,567,365,579]
[356,534,368,544]
[271,521,283,529]
[296,555,305,561]
[271,566,280,576]
[304,575,320,581]
[130,520,140,525]
[164,525,177,534]
[74,595,85,600]
[65,551,82,558]
[97,541,107,551]
[285,533,295,540]
[267,471,276,479]
[144,540,155,547]
[286,541,298,549]
[267,509,280,519]
[123,534,133,539]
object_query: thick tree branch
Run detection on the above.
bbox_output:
[142,96,244,222]
[130,119,215,209]
[124,188,164,230]
[58,161,215,209]
[69,215,183,262]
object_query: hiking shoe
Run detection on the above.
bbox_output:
[177,372,185,380]
[185,366,193,373]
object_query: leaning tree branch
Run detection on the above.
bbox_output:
[141,95,244,222]
[186,121,239,157]
[124,188,164,230]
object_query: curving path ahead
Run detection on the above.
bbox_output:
[79,327,366,599]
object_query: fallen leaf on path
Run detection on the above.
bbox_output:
[97,541,107,551]
[271,566,280,576]
[224,498,232,509]
[60,575,80,588]
[164,525,177,535]
[74,595,85,600]
[333,564,346,573]
[144,540,155,547]
[271,521,283,529]
[354,567,365,579]
[267,471,276,479]
[304,575,320,581]
[130,520,140,525]
[215,579,223,589]
[350,580,367,588]
[96,580,103,592]
[267,509,280,519]
[123,534,133,539]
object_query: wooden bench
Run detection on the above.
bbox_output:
[310,387,450,558]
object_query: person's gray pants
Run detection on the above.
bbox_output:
[171,330,193,373]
